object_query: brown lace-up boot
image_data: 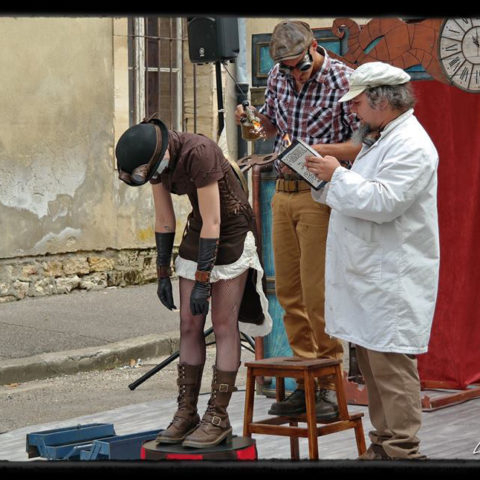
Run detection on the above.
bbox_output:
[155,363,204,444]
[182,365,238,448]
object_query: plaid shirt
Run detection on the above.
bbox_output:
[259,47,359,164]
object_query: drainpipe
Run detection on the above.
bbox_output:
[236,18,249,160]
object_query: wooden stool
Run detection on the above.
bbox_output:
[243,356,367,460]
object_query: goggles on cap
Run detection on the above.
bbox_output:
[117,115,169,187]
[118,156,169,186]
[278,51,313,76]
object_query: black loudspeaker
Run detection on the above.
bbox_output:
[188,17,239,64]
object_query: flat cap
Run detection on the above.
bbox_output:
[339,61,411,102]
[269,20,314,63]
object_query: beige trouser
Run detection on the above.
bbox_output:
[355,345,424,459]
[272,187,343,390]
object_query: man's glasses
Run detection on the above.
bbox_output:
[278,51,313,76]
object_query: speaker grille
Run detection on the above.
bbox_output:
[188,17,239,64]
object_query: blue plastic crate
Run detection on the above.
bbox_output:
[26,423,116,460]
[80,429,162,460]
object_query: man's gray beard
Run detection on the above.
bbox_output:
[351,122,372,145]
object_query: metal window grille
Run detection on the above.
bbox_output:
[128,17,185,129]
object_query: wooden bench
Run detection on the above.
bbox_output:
[243,356,367,460]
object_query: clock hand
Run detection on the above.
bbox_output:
[473,31,480,58]
[473,31,480,47]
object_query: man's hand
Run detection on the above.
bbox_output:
[305,154,341,182]
[234,104,248,125]
[310,144,328,156]
[279,163,296,176]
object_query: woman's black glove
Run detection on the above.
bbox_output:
[155,232,177,311]
[190,237,219,316]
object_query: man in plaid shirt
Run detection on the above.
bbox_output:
[235,20,360,420]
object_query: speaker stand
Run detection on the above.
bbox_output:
[215,61,224,138]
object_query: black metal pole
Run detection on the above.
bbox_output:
[236,82,249,159]
[128,327,214,390]
[215,61,224,138]
[128,350,180,391]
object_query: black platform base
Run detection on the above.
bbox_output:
[141,435,257,461]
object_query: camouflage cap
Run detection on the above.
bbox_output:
[269,20,314,63]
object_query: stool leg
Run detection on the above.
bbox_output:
[276,376,300,460]
[333,364,349,420]
[354,418,367,455]
[304,371,319,460]
[289,421,300,460]
[243,368,255,437]
[276,376,285,402]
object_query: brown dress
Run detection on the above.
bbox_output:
[151,131,266,327]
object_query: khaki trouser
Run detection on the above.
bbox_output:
[356,345,424,459]
[272,186,343,390]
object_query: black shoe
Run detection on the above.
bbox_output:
[315,388,339,422]
[268,389,306,416]
[268,388,339,421]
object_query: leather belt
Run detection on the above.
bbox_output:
[276,178,311,193]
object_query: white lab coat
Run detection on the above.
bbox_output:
[312,109,440,354]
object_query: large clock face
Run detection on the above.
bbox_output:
[439,18,480,92]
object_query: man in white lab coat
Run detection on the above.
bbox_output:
[305,61,440,460]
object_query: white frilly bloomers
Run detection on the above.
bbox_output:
[175,231,272,338]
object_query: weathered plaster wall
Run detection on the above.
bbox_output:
[0,17,158,261]
[0,17,163,301]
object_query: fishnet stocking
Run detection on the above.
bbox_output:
[178,270,248,371]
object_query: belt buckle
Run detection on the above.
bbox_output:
[283,175,299,192]
[286,179,298,192]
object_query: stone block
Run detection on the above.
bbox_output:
[43,260,64,277]
[88,256,115,272]
[63,257,90,275]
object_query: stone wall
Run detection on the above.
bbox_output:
[0,248,179,304]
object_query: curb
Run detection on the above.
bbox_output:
[0,331,185,386]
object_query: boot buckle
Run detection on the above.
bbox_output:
[211,415,222,426]
[218,383,229,393]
